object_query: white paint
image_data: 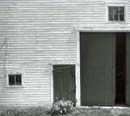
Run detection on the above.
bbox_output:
[76,31,80,107]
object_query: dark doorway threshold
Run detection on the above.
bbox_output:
[115,32,126,105]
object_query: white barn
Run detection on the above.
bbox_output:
[0,0,130,107]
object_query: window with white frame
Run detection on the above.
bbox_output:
[108,6,125,21]
[8,74,22,86]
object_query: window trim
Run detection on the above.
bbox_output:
[105,3,127,23]
[108,6,125,22]
[7,73,23,87]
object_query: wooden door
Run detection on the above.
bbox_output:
[115,32,126,105]
[80,32,115,106]
[53,65,76,104]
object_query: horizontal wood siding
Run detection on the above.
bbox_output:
[0,0,130,106]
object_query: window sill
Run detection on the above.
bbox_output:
[6,85,24,88]
[106,21,126,24]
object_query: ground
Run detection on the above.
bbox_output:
[71,107,130,116]
[1,106,130,116]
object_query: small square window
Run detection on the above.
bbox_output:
[8,74,22,86]
[108,6,125,21]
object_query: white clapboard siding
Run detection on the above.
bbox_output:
[0,0,130,106]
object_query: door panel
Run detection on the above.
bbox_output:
[80,32,115,106]
[53,65,76,103]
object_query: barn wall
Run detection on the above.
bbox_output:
[0,0,130,106]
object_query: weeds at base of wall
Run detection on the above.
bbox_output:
[47,100,74,116]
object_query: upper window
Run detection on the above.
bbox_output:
[8,74,22,86]
[108,6,125,21]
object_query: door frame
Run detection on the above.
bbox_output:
[76,27,130,107]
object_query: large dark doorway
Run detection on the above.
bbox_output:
[80,32,127,106]
[115,32,126,105]
[53,65,76,104]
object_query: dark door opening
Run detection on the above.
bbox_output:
[80,32,127,106]
[53,65,76,104]
[115,32,126,105]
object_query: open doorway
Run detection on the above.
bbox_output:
[80,32,126,106]
[115,32,126,105]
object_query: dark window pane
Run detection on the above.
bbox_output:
[114,13,118,21]
[120,7,124,14]
[9,75,15,85]
[109,13,113,21]
[114,7,119,14]
[120,14,124,21]
[109,7,113,14]
[16,74,22,85]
